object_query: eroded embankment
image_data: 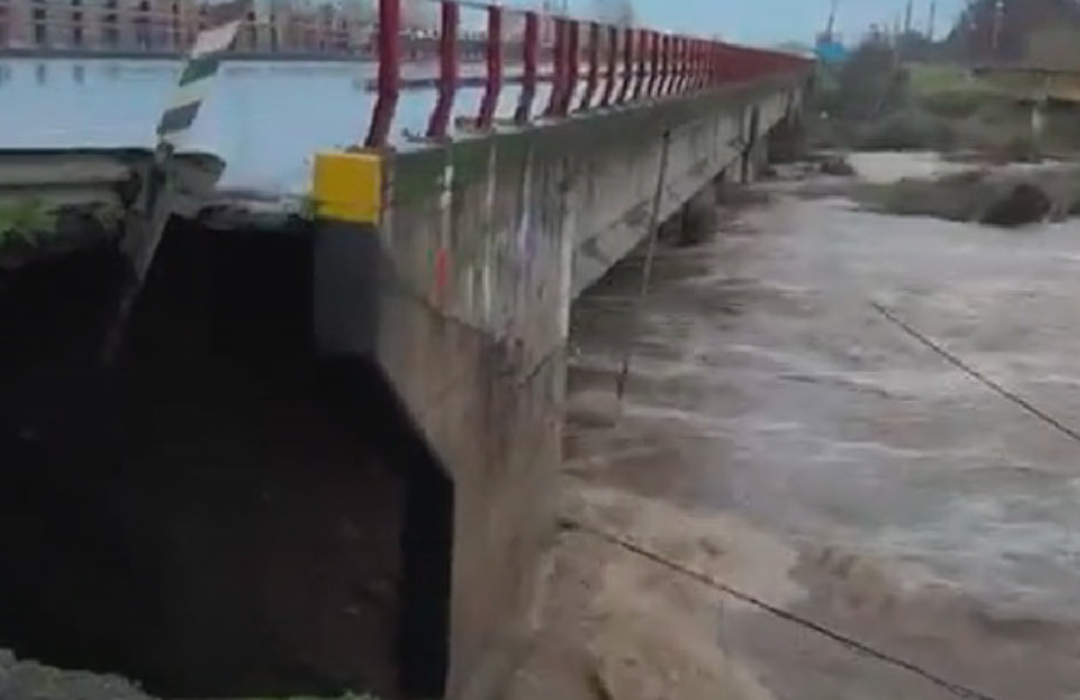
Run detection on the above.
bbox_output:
[0,216,442,700]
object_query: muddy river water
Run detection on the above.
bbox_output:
[510,154,1080,700]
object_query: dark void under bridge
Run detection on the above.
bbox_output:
[0,2,812,699]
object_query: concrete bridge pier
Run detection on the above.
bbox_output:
[310,72,810,700]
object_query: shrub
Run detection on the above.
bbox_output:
[857,108,957,151]
[920,90,985,120]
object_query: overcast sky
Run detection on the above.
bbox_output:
[506,0,969,45]
[638,0,967,44]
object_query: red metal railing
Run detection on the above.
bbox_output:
[361,1,810,146]
[0,0,811,149]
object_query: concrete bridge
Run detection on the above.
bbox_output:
[0,2,811,699]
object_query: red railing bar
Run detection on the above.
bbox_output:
[649,31,662,96]
[661,33,671,95]
[426,0,459,140]
[544,16,566,117]
[715,43,728,83]
[475,4,502,130]
[365,0,400,148]
[616,27,634,104]
[652,33,660,95]
[686,39,696,90]
[599,24,618,107]
[698,40,707,87]
[644,30,656,96]
[703,42,712,86]
[673,36,682,93]
[514,10,539,125]
[708,42,719,86]
[578,21,600,111]
[671,36,682,94]
[696,40,707,89]
[557,19,579,115]
[632,28,648,100]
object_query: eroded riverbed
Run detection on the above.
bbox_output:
[509,154,1080,700]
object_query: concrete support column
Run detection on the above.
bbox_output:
[310,150,385,357]
[766,109,806,164]
[740,106,762,184]
[1030,97,1047,161]
[311,150,453,700]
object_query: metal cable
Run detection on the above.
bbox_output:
[870,301,1080,446]
[616,129,673,401]
[565,517,1006,700]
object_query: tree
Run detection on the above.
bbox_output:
[591,0,636,27]
[946,0,1080,62]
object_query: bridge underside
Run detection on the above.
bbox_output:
[0,211,450,699]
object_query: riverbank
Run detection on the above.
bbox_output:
[506,153,1080,700]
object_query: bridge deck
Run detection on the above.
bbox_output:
[0,57,555,194]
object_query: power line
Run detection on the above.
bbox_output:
[870,301,1080,447]
[566,517,1006,700]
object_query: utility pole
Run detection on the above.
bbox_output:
[904,0,913,36]
[991,0,1004,57]
[824,0,838,40]
[927,0,936,41]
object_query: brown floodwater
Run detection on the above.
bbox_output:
[543,154,1080,700]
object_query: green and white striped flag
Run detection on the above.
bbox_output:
[103,0,250,360]
[156,0,249,147]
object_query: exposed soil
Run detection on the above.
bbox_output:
[0,221,430,700]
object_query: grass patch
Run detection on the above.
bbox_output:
[907,62,990,96]
[857,108,958,151]
[0,198,59,249]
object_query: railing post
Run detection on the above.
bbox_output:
[544,16,566,117]
[426,0,459,140]
[704,42,712,86]
[514,10,538,125]
[658,34,671,95]
[475,4,502,129]
[673,36,682,93]
[599,24,618,107]
[365,0,400,148]
[578,21,600,111]
[696,40,706,89]
[557,19,578,115]
[647,30,660,96]
[704,42,713,86]
[616,27,634,104]
[632,27,648,100]
[671,36,682,94]
[686,39,696,90]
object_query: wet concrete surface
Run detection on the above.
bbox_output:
[511,155,1080,700]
